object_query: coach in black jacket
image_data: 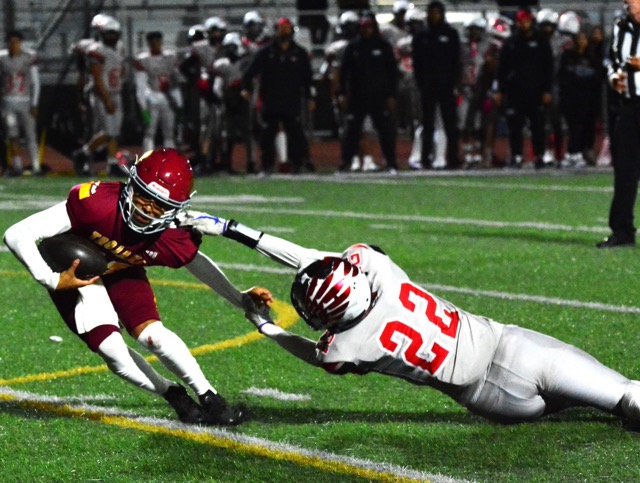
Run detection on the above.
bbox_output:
[496,9,553,168]
[412,1,461,169]
[337,12,399,173]
[242,17,315,174]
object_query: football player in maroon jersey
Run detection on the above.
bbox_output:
[182,212,640,430]
[3,148,269,425]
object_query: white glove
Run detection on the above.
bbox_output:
[241,292,274,333]
[179,210,228,236]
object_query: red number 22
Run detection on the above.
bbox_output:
[378,283,459,375]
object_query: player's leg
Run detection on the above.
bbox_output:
[3,106,23,175]
[18,101,40,173]
[160,100,176,149]
[48,283,203,422]
[106,268,245,425]
[467,325,639,424]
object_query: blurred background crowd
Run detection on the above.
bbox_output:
[0,0,624,176]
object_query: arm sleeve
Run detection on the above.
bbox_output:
[30,64,40,107]
[255,233,340,270]
[185,250,244,308]
[2,201,72,290]
[260,323,322,366]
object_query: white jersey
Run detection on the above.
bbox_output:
[213,55,252,89]
[0,47,38,101]
[133,50,180,93]
[187,39,220,74]
[87,41,125,94]
[380,23,408,47]
[316,244,503,386]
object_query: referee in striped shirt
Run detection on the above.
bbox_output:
[598,0,640,248]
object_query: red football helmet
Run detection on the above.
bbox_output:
[291,257,372,333]
[119,148,194,234]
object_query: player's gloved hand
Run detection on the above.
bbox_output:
[179,210,228,236]
[142,109,151,127]
[241,287,274,333]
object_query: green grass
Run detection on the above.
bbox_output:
[1,170,639,482]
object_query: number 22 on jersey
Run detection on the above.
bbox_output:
[378,282,460,376]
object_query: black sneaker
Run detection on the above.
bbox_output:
[163,385,204,424]
[199,390,246,426]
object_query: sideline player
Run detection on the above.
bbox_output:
[73,17,127,177]
[3,149,269,425]
[0,29,41,176]
[181,211,640,428]
[134,31,182,152]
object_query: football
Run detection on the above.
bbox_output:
[37,232,108,280]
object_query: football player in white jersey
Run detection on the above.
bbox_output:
[69,14,115,156]
[0,30,41,176]
[73,17,128,177]
[182,212,640,429]
[134,31,182,152]
[212,32,255,174]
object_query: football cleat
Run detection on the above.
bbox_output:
[199,390,247,426]
[163,385,205,424]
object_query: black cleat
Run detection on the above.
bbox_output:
[199,390,247,426]
[596,234,636,249]
[163,385,204,424]
[72,149,90,176]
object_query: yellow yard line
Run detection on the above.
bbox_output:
[0,281,299,386]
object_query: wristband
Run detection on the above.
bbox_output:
[223,220,264,249]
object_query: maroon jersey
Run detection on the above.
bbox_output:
[65,181,200,270]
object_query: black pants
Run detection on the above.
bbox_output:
[561,98,594,155]
[420,86,459,168]
[505,101,546,160]
[260,110,308,173]
[341,102,397,169]
[608,103,640,238]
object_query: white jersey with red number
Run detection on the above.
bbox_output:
[133,50,180,93]
[87,41,125,94]
[253,235,503,387]
[316,244,503,386]
[0,47,38,100]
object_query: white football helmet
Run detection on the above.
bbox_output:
[100,17,121,34]
[291,257,372,333]
[536,8,559,26]
[222,32,245,57]
[393,0,414,14]
[558,11,581,35]
[404,8,426,25]
[204,16,228,32]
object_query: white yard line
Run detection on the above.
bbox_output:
[0,387,468,483]
[198,205,609,234]
[216,262,640,315]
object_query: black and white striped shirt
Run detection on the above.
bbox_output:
[608,14,640,99]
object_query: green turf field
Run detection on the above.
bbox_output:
[1,170,639,482]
